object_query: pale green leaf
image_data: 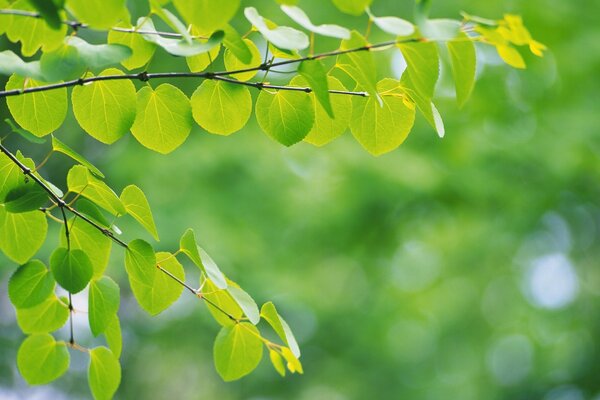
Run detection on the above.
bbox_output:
[244,7,309,51]
[0,50,45,80]
[67,165,125,215]
[107,22,157,70]
[88,347,121,400]
[60,217,112,278]
[185,27,221,73]
[422,19,461,41]
[8,260,55,309]
[202,278,242,326]
[367,9,415,37]
[52,136,104,177]
[17,334,69,385]
[298,60,334,118]
[179,228,227,289]
[130,84,193,154]
[40,44,86,82]
[260,301,300,357]
[103,316,122,359]
[16,295,69,334]
[0,207,48,264]
[223,39,261,82]
[191,80,252,136]
[67,37,132,71]
[89,277,120,337]
[120,185,159,240]
[66,0,127,29]
[173,0,239,34]
[50,247,93,293]
[398,40,440,100]
[337,31,380,105]
[198,247,227,289]
[331,0,372,16]
[213,323,263,381]
[6,74,67,137]
[222,24,252,64]
[281,5,350,39]
[227,285,259,324]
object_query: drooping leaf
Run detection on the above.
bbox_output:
[298,60,334,118]
[130,84,193,154]
[4,182,48,213]
[8,260,55,309]
[223,38,262,82]
[260,301,301,357]
[52,135,104,177]
[66,37,132,71]
[398,40,440,101]
[213,323,263,381]
[227,284,259,324]
[74,199,111,227]
[0,50,46,80]
[5,74,68,137]
[149,3,193,44]
[39,43,86,82]
[89,277,120,336]
[351,78,416,156]
[179,228,227,289]
[281,5,350,39]
[4,118,47,144]
[60,217,112,278]
[173,0,239,34]
[244,7,309,51]
[255,88,315,146]
[331,0,371,16]
[67,165,125,215]
[222,24,252,64]
[16,295,69,334]
[50,247,93,293]
[447,32,476,108]
[185,26,221,73]
[103,316,122,358]
[191,80,252,136]
[202,278,242,326]
[120,185,159,240]
[269,350,286,377]
[0,207,48,264]
[337,31,380,105]
[88,347,121,400]
[66,0,127,29]
[107,22,157,70]
[303,76,352,147]
[366,9,414,37]
[17,334,69,385]
[496,44,526,69]
[281,346,303,374]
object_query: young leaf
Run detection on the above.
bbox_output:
[5,74,68,137]
[337,31,381,105]
[397,40,440,100]
[120,185,159,241]
[0,50,46,80]
[88,347,121,400]
[60,217,112,278]
[255,88,315,146]
[213,323,263,381]
[179,229,227,289]
[107,22,157,70]
[8,260,55,309]
[130,84,193,154]
[67,165,126,215]
[52,136,104,177]
[222,24,252,64]
[180,228,203,267]
[191,80,252,136]
[4,183,48,213]
[173,0,240,34]
[351,78,416,156]
[281,5,350,39]
[366,9,415,37]
[17,334,69,385]
[227,285,260,324]
[331,0,372,16]
[281,346,303,374]
[0,207,48,264]
[66,0,127,29]
[298,60,334,118]
[103,316,122,359]
[202,278,242,326]
[447,32,477,108]
[496,44,525,69]
[89,277,120,337]
[260,301,301,357]
[16,295,69,334]
[50,247,93,294]
[269,350,286,377]
[223,39,262,82]
[303,76,352,147]
[244,7,309,51]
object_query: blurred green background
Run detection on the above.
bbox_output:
[1,0,600,398]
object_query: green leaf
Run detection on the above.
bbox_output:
[125,242,184,315]
[88,347,121,400]
[138,18,224,57]
[223,38,261,82]
[298,60,334,118]
[4,118,47,144]
[107,21,157,70]
[351,78,416,156]
[75,198,111,227]
[6,0,66,57]
[337,31,381,105]
[303,76,352,146]
[71,68,137,145]
[0,50,46,80]
[398,40,440,100]
[173,0,239,34]
[16,295,69,334]
[185,29,221,73]
[331,0,371,16]
[27,0,63,30]
[130,84,193,154]
[67,165,125,215]
[222,24,252,64]
[8,260,55,309]
[40,43,86,82]
[120,185,159,240]
[227,285,259,324]
[17,334,69,385]
[60,217,112,278]
[4,183,48,213]
[400,72,443,136]
[89,277,120,337]
[6,74,68,137]
[255,88,315,146]
[150,3,193,44]
[0,151,31,201]
[67,37,132,71]
[180,229,228,289]
[202,278,242,326]
[281,5,350,39]
[103,316,122,358]
[0,207,48,264]
[50,247,93,293]
[244,7,309,51]
[269,349,286,377]
[213,323,263,381]
[66,0,127,29]
[260,301,301,357]
[366,9,415,36]
[191,80,252,136]
[52,135,104,177]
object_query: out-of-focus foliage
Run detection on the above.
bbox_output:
[1,0,599,399]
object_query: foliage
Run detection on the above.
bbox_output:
[0,0,546,398]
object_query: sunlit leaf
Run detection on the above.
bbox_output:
[0,207,48,264]
[213,323,263,381]
[89,277,120,336]
[50,247,93,293]
[120,185,159,240]
[244,7,309,51]
[17,334,69,385]
[281,5,350,39]
[8,260,55,309]
[88,347,121,400]
[16,295,69,334]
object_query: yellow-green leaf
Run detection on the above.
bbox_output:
[120,185,159,241]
